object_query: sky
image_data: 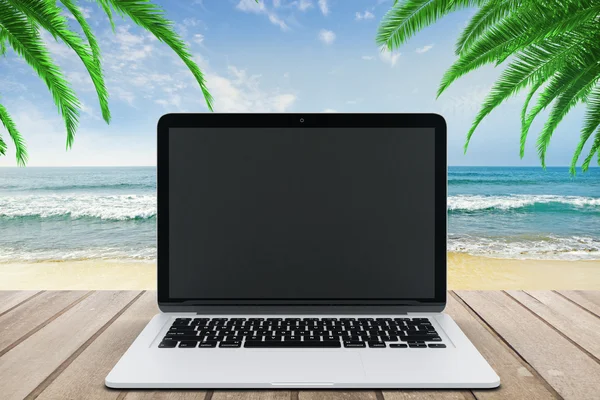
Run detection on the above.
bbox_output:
[0,0,593,167]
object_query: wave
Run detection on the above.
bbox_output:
[448,234,600,260]
[449,179,543,185]
[448,195,600,212]
[0,194,156,220]
[0,246,156,263]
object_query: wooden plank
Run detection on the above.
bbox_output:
[456,291,600,400]
[0,291,141,400]
[508,291,600,361]
[557,291,600,317]
[0,291,90,356]
[299,391,377,400]
[212,391,291,400]
[446,292,558,400]
[123,391,205,400]
[384,391,472,400]
[0,290,41,315]
[35,291,155,400]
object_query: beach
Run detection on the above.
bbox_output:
[1,253,599,290]
[1,167,599,290]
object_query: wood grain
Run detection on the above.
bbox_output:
[456,291,600,400]
[557,290,600,317]
[123,392,206,400]
[447,292,558,400]
[383,391,472,400]
[0,290,41,314]
[34,291,155,400]
[212,391,291,400]
[0,291,140,400]
[299,391,377,400]
[507,290,600,360]
[0,290,89,356]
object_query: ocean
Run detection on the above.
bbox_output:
[0,166,599,263]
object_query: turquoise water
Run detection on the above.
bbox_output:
[0,166,599,262]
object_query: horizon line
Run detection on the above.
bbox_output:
[0,165,598,168]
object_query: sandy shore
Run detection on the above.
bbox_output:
[0,253,599,290]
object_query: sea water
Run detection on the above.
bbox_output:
[0,166,598,262]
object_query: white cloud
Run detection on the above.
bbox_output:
[283,72,290,78]
[296,0,313,11]
[379,47,400,67]
[319,29,336,45]
[273,0,282,7]
[416,44,434,54]
[361,55,374,60]
[236,0,288,30]
[355,10,374,21]
[322,109,337,113]
[318,0,329,15]
[193,34,205,44]
[206,66,297,112]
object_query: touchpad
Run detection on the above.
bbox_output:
[265,352,365,384]
[197,351,365,384]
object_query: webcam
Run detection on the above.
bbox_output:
[299,118,305,123]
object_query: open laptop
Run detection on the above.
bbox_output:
[106,113,499,389]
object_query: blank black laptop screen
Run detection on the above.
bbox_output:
[168,127,436,299]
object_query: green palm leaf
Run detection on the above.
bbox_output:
[520,41,598,156]
[0,0,80,149]
[536,64,600,167]
[99,0,213,110]
[582,127,600,171]
[572,85,600,173]
[455,0,520,55]
[380,0,600,173]
[377,0,483,50]
[0,100,27,166]
[520,80,543,158]
[464,37,584,151]
[60,0,102,62]
[6,0,110,123]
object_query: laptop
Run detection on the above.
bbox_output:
[106,113,500,389]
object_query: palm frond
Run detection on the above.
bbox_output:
[463,35,586,151]
[96,0,116,31]
[520,80,543,158]
[455,0,520,55]
[520,35,599,154]
[99,0,213,110]
[582,127,600,171]
[0,0,80,148]
[536,64,600,168]
[6,0,110,123]
[0,33,6,56]
[480,3,600,66]
[60,0,102,61]
[376,0,482,50]
[0,100,27,166]
[571,85,600,174]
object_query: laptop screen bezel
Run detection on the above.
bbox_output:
[157,113,447,311]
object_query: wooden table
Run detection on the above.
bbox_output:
[1,291,599,400]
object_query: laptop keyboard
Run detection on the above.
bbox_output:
[158,317,446,349]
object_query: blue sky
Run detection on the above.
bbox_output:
[0,0,592,167]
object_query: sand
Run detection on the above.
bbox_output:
[0,253,599,290]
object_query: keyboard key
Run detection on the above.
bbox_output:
[400,336,441,342]
[389,344,408,348]
[158,340,177,348]
[198,341,217,348]
[245,341,340,348]
[428,344,446,348]
[344,341,366,348]
[409,343,428,348]
[368,342,386,348]
[220,341,242,348]
[178,341,197,348]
